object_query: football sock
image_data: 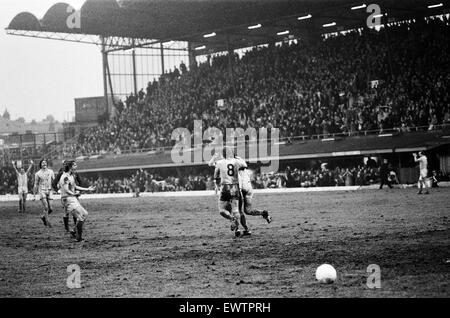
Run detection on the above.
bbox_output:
[240,214,249,231]
[245,209,264,216]
[63,217,70,232]
[76,221,84,242]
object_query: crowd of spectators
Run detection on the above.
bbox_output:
[86,170,214,194]
[0,166,16,195]
[1,161,447,195]
[62,17,450,157]
[84,164,402,194]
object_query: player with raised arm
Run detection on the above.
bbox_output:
[59,161,95,242]
[33,160,55,227]
[414,151,430,195]
[12,160,33,213]
[214,147,247,237]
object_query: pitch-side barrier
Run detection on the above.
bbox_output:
[1,183,448,202]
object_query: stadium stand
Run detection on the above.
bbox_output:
[2,13,450,195]
[60,17,450,158]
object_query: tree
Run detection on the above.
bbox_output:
[16,117,25,123]
[31,119,37,125]
[45,115,55,123]
[2,109,10,120]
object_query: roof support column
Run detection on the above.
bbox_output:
[132,41,138,96]
[160,42,165,74]
[101,36,109,115]
[226,33,237,98]
[19,134,23,163]
[187,42,196,70]
[188,42,197,70]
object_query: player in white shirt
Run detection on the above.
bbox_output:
[414,152,429,194]
[59,161,95,242]
[210,150,272,236]
[214,147,247,236]
[33,160,55,227]
[12,160,33,213]
[235,157,272,226]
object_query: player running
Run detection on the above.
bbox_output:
[59,161,95,242]
[33,160,55,227]
[53,160,86,232]
[53,160,70,231]
[11,160,33,213]
[214,147,247,237]
[209,151,272,236]
[234,156,272,227]
[414,152,430,195]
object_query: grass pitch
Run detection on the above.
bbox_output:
[0,188,449,297]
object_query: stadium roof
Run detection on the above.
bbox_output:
[6,0,449,53]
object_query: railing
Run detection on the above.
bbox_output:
[41,132,80,162]
[56,123,450,160]
[0,131,78,165]
[2,123,448,164]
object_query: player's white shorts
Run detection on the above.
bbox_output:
[18,187,28,195]
[419,169,428,180]
[62,197,88,222]
[39,190,53,200]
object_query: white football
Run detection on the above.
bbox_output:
[316,264,337,284]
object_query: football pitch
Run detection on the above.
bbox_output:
[0,188,449,298]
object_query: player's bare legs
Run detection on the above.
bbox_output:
[21,193,27,212]
[238,193,251,236]
[417,176,430,195]
[239,212,250,234]
[46,195,53,214]
[69,202,88,242]
[18,193,22,212]
[244,208,272,223]
[18,192,26,212]
[417,178,423,194]
[218,200,240,233]
[62,198,70,232]
[230,199,241,236]
[241,189,272,223]
[62,197,77,232]
[39,194,51,227]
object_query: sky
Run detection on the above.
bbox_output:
[0,0,103,123]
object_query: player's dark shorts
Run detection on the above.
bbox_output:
[219,184,240,202]
[218,184,240,215]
